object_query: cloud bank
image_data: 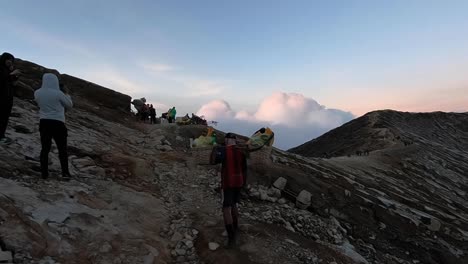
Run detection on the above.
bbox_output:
[196,92,354,150]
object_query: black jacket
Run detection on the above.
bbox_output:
[0,53,17,102]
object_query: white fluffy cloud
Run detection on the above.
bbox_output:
[196,92,354,150]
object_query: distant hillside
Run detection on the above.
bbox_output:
[12,58,132,124]
[289,110,468,157]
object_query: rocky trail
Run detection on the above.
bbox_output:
[0,98,363,264]
[1,58,467,264]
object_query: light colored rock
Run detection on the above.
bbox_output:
[185,240,194,248]
[428,218,441,232]
[80,166,106,177]
[296,190,311,209]
[336,240,369,264]
[285,221,295,232]
[0,251,13,262]
[157,145,173,151]
[171,232,183,242]
[208,242,220,251]
[267,187,281,198]
[72,157,95,168]
[285,238,299,246]
[175,249,186,256]
[99,242,112,253]
[273,177,287,190]
[204,221,217,227]
[278,198,287,204]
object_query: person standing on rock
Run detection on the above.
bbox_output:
[149,104,156,124]
[34,73,73,180]
[213,132,247,248]
[0,52,20,144]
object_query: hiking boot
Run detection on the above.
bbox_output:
[223,237,236,249]
[61,172,72,181]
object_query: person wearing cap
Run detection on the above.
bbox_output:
[34,73,73,180]
[0,52,20,144]
[219,132,247,247]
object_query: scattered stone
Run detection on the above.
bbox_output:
[171,232,184,242]
[273,177,287,190]
[175,249,187,256]
[99,242,113,253]
[278,198,287,204]
[208,242,220,251]
[72,157,96,168]
[428,218,441,232]
[204,220,217,227]
[285,238,299,246]
[0,251,13,262]
[296,190,311,209]
[185,240,194,248]
[285,221,295,232]
[13,124,32,134]
[157,145,173,151]
[267,187,282,198]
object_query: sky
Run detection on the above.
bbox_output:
[1,0,467,149]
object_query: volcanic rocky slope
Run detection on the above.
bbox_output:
[0,58,467,264]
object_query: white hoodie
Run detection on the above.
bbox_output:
[34,73,73,122]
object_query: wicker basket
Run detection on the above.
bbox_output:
[191,146,214,165]
[249,146,272,168]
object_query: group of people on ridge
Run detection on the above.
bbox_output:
[131,97,177,124]
[139,103,157,124]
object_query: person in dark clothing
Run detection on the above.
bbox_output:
[211,132,247,248]
[0,52,20,144]
[149,104,157,124]
[141,104,149,123]
[34,73,73,180]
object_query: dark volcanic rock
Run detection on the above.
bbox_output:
[13,58,131,116]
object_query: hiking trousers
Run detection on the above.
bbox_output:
[39,119,69,177]
[0,99,13,138]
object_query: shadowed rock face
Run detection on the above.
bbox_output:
[12,58,131,114]
[271,110,468,263]
[289,110,468,157]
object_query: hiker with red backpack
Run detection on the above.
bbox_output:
[211,132,248,248]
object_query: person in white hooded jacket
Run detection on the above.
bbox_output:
[34,73,73,179]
